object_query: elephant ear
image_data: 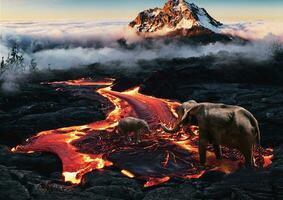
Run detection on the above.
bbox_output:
[181,104,199,123]
[187,100,197,104]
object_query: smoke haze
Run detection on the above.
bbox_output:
[1,20,282,70]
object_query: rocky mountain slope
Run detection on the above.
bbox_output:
[129,0,225,38]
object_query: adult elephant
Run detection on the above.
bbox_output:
[161,101,260,167]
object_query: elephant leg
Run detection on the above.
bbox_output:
[241,144,255,168]
[128,132,133,142]
[122,130,129,143]
[134,130,141,144]
[213,144,222,160]
[199,138,208,165]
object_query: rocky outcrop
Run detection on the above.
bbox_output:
[129,0,225,38]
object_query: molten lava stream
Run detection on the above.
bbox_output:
[12,79,123,184]
[12,78,274,187]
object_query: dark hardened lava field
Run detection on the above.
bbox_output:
[1,54,283,200]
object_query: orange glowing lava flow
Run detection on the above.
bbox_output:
[12,79,177,184]
[144,177,171,188]
[12,78,274,186]
[44,78,114,86]
[12,80,121,184]
[121,169,135,178]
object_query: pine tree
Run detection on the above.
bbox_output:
[29,58,38,72]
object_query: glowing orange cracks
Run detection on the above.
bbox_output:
[12,78,273,186]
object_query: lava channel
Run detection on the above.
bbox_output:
[12,78,274,187]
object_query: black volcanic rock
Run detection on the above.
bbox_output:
[1,54,283,199]
[0,145,62,174]
[0,179,30,200]
[0,83,105,146]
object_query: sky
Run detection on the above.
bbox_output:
[1,0,283,22]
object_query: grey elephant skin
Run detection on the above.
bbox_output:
[118,117,151,144]
[162,102,260,167]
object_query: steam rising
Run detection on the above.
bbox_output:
[1,20,283,68]
[0,20,282,92]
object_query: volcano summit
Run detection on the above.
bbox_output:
[129,0,229,39]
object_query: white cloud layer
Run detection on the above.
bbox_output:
[221,20,283,41]
[0,20,282,70]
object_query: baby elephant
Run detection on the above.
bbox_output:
[118,117,151,144]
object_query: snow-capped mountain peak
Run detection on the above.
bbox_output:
[129,0,223,36]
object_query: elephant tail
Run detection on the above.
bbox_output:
[244,110,260,145]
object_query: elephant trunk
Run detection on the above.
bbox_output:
[161,124,181,133]
[144,125,151,135]
[161,121,182,133]
[161,107,191,134]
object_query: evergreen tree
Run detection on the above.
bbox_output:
[29,58,38,72]
[1,45,29,74]
[0,57,5,74]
